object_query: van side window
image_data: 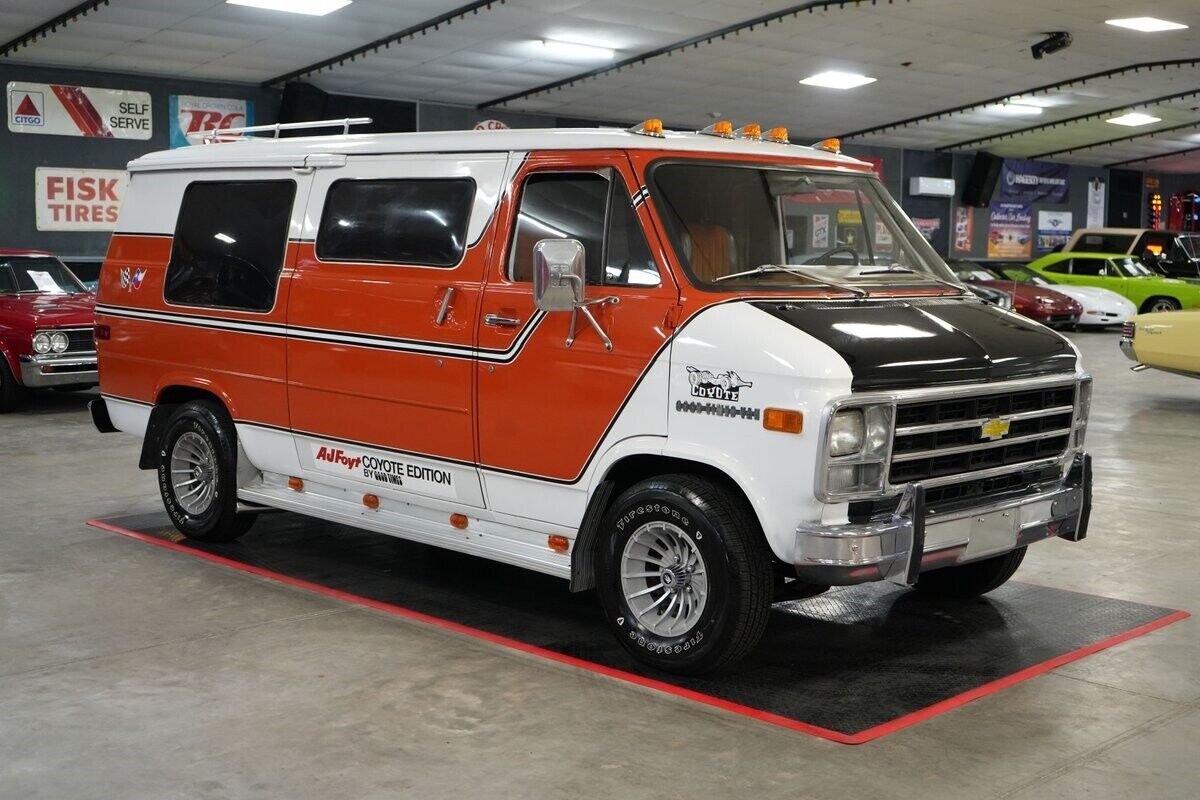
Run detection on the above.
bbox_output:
[164,180,296,313]
[317,179,475,267]
[604,181,660,287]
[509,172,659,286]
[510,173,607,283]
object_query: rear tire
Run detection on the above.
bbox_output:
[596,474,772,675]
[1141,296,1181,313]
[914,547,1026,599]
[157,400,255,542]
[0,358,24,413]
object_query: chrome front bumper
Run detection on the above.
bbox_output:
[18,353,99,388]
[795,454,1092,586]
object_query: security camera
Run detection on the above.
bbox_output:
[1031,31,1072,60]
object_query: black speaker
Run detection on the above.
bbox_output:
[961,152,1004,207]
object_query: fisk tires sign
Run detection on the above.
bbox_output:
[7,81,151,139]
[35,168,128,231]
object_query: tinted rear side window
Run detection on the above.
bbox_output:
[165,181,296,312]
[317,179,474,267]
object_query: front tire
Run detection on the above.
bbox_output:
[596,474,772,675]
[1142,296,1181,313]
[913,547,1026,599]
[157,400,255,542]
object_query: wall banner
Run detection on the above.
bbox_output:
[812,214,830,249]
[7,81,151,139]
[169,95,254,148]
[1036,210,1073,252]
[952,206,974,253]
[999,158,1069,204]
[987,202,1033,259]
[1087,178,1106,228]
[35,167,128,231]
[912,217,942,244]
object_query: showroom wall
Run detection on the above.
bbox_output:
[1,62,1167,265]
[1,63,280,260]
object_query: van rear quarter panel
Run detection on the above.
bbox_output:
[97,169,301,427]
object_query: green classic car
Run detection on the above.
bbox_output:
[1026,252,1200,313]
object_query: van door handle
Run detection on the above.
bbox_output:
[483,314,522,328]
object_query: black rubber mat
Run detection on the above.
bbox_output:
[93,511,1186,743]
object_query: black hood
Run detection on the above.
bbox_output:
[753,298,1077,391]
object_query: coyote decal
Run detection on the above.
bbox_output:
[686,366,753,402]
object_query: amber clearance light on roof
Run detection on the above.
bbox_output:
[227,0,352,15]
[1105,17,1188,33]
[799,71,876,90]
[1107,112,1162,127]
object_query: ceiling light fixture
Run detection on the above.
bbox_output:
[1105,17,1188,33]
[985,102,1044,116]
[538,39,615,60]
[1107,112,1162,127]
[226,0,352,16]
[799,71,877,90]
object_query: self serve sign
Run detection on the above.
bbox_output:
[35,168,128,231]
[7,81,151,139]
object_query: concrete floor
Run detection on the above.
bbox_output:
[1,330,1197,800]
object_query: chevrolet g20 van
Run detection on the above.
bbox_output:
[91,118,1093,674]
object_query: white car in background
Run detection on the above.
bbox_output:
[993,262,1136,328]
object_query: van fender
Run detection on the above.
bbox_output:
[138,374,240,469]
[570,435,769,591]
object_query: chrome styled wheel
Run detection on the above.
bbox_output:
[170,430,218,516]
[620,521,708,637]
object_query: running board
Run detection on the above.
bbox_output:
[237,474,571,580]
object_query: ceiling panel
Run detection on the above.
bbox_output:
[0,0,1197,166]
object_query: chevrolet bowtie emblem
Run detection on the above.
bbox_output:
[980,417,1012,441]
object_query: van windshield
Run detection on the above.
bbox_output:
[649,162,960,291]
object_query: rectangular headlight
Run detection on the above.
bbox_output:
[829,409,864,456]
[820,401,895,501]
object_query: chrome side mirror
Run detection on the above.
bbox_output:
[533,239,586,312]
[530,237,620,351]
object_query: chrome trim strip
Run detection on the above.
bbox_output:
[916,457,1065,490]
[894,404,1075,436]
[890,428,1072,463]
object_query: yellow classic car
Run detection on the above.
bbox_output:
[1120,311,1200,380]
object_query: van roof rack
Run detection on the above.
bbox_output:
[188,117,373,144]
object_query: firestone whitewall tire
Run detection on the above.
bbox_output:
[597,474,772,675]
[157,400,255,542]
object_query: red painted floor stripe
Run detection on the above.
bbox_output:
[88,518,1190,745]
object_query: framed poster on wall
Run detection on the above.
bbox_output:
[7,81,151,139]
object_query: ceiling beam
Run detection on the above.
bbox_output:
[261,0,507,87]
[0,0,111,58]
[841,59,1200,140]
[1029,120,1200,161]
[937,87,1200,152]
[477,0,912,110]
[1106,143,1200,169]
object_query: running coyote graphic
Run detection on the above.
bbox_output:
[686,366,754,401]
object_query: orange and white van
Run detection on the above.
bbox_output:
[91,119,1093,673]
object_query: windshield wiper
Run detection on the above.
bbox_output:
[712,264,868,298]
[857,264,970,295]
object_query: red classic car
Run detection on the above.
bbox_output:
[0,249,98,412]
[947,259,1082,328]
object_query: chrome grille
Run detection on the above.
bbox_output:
[890,384,1076,487]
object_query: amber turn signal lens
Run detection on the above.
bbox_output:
[287,476,304,491]
[548,534,569,553]
[763,408,803,434]
[363,493,379,510]
[450,513,468,530]
[767,126,789,143]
